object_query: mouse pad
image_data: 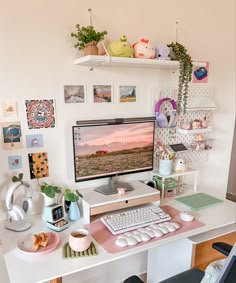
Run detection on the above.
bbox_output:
[86,205,204,254]
[174,193,224,211]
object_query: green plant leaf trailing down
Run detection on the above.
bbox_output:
[167,42,193,113]
[71,25,107,50]
[64,189,83,202]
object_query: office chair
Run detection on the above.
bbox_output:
[124,242,235,283]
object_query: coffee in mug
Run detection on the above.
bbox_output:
[69,228,91,252]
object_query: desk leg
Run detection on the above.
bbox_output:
[50,277,62,283]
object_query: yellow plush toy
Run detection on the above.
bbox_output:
[107,35,134,57]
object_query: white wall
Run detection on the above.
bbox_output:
[0,0,235,219]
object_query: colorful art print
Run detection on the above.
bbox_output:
[25,99,56,129]
[64,85,85,103]
[0,121,23,150]
[119,85,137,103]
[26,134,43,148]
[2,101,18,117]
[192,62,209,83]
[93,85,112,103]
[8,155,22,170]
[28,152,49,179]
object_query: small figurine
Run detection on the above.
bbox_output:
[133,38,155,59]
[155,44,171,60]
[174,158,187,173]
[201,115,208,128]
[107,35,134,58]
[180,120,191,130]
[191,119,201,129]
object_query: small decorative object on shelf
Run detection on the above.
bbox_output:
[191,119,201,129]
[133,38,155,59]
[107,35,134,58]
[155,44,171,60]
[174,158,187,173]
[167,42,193,113]
[156,141,176,175]
[71,24,107,55]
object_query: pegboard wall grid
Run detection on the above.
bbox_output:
[153,87,216,166]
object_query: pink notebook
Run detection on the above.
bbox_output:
[86,205,205,254]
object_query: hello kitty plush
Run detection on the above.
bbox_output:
[133,38,155,59]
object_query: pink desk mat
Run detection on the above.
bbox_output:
[86,205,205,254]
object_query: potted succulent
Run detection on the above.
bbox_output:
[167,42,193,113]
[71,24,107,56]
[64,189,83,221]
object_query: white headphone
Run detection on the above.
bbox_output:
[6,181,34,221]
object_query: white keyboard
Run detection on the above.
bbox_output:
[101,204,171,235]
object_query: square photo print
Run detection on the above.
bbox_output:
[93,85,112,103]
[28,152,49,179]
[119,85,137,103]
[8,155,22,170]
[0,121,23,150]
[25,99,56,129]
[64,85,86,103]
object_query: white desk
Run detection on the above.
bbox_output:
[0,191,235,283]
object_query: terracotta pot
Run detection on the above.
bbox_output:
[83,41,98,56]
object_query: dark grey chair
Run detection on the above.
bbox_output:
[124,242,234,283]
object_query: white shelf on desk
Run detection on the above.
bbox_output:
[177,126,213,135]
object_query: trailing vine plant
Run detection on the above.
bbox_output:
[167,42,193,113]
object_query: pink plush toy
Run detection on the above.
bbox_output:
[133,38,155,59]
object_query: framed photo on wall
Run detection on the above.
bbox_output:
[119,85,137,103]
[93,85,112,103]
[63,85,86,103]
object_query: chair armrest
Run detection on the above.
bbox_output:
[212,242,233,256]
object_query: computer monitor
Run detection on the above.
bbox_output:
[72,117,155,195]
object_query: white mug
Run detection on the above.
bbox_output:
[69,228,91,252]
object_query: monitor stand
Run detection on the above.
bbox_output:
[94,176,134,195]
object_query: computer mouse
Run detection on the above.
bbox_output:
[180,211,194,222]
[139,232,151,241]
[115,238,128,247]
[126,236,138,246]
[159,223,176,232]
[168,222,181,229]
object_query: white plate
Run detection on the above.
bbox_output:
[17,231,60,255]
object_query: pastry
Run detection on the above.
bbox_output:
[39,232,48,247]
[32,234,41,251]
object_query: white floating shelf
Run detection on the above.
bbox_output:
[74,55,206,69]
[177,126,213,135]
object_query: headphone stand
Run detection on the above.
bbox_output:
[4,219,31,232]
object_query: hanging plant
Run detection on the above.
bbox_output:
[167,42,193,113]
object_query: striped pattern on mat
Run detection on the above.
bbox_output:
[62,242,97,258]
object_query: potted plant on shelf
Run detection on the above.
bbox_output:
[167,42,193,113]
[71,24,107,56]
[37,178,61,208]
[64,189,83,221]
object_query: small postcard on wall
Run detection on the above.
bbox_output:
[26,134,43,148]
[28,152,49,179]
[25,99,56,129]
[119,85,137,103]
[93,85,112,103]
[8,155,22,170]
[0,121,23,150]
[64,85,86,103]
[2,101,18,117]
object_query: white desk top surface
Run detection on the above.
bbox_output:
[0,191,235,283]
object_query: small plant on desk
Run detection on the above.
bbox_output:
[64,189,83,221]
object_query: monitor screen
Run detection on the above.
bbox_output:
[72,119,155,185]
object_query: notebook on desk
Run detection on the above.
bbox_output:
[174,193,224,211]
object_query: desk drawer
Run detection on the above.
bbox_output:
[90,194,160,216]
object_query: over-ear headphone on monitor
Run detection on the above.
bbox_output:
[6,181,34,221]
[155,98,177,128]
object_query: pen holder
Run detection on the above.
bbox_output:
[159,159,173,175]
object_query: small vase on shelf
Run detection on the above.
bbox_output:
[68,201,80,221]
